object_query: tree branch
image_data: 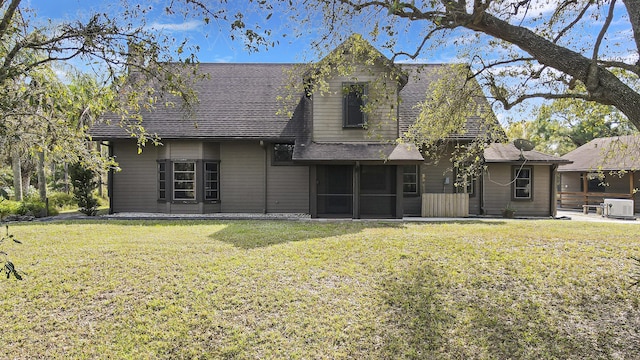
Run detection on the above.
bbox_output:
[496,92,592,110]
[592,0,616,61]
[0,0,21,41]
[553,1,591,43]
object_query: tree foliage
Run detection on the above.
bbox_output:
[0,0,266,147]
[506,96,636,156]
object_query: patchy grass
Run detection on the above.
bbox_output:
[1,220,639,359]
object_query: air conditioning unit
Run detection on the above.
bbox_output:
[603,199,636,219]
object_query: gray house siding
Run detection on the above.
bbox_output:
[483,164,552,216]
[111,141,161,213]
[110,140,311,214]
[267,147,309,213]
[312,68,398,143]
[220,141,267,213]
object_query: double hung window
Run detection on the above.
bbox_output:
[513,166,532,200]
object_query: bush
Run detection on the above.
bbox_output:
[69,163,99,216]
[0,200,57,218]
[0,201,21,218]
[17,201,47,217]
[47,192,77,209]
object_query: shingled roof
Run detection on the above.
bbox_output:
[293,142,423,162]
[558,135,640,172]
[398,64,493,141]
[91,63,304,140]
[484,143,571,164]
[91,62,494,143]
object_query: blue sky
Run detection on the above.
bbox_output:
[27,0,635,64]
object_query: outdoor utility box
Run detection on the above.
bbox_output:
[603,198,636,220]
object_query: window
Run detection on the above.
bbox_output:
[456,176,475,196]
[403,165,418,195]
[513,166,532,200]
[158,161,167,200]
[455,171,475,197]
[343,82,367,128]
[204,162,219,201]
[273,143,294,164]
[173,162,196,200]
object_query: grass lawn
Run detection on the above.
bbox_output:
[1,220,639,359]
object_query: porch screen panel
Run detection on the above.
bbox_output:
[360,165,396,217]
[317,165,353,216]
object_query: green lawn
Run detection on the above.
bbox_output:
[2,220,639,359]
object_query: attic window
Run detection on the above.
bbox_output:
[342,82,368,128]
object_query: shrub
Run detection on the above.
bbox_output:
[0,201,21,218]
[69,163,99,216]
[47,192,76,209]
[17,201,47,217]
[0,200,57,218]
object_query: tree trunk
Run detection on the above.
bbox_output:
[11,149,22,201]
[37,150,47,202]
[64,163,69,194]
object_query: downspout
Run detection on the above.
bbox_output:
[481,168,486,215]
[260,140,268,214]
[106,142,114,214]
[550,164,558,218]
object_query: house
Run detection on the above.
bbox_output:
[91,36,568,218]
[558,135,640,214]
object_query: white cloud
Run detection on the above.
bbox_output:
[212,55,234,63]
[149,20,201,32]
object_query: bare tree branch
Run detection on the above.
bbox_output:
[496,91,592,110]
[593,0,616,61]
[553,1,592,43]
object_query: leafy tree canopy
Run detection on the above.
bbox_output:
[506,94,637,156]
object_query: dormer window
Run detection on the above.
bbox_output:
[343,82,368,128]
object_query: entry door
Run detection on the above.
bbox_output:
[317,165,353,217]
[360,165,396,218]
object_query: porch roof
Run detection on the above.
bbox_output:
[484,143,572,164]
[559,135,640,172]
[292,142,424,162]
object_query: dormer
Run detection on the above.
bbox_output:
[304,35,408,143]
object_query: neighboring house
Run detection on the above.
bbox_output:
[91,36,568,218]
[558,135,640,214]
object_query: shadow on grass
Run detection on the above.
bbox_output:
[378,262,454,358]
[209,221,403,249]
[377,263,631,358]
